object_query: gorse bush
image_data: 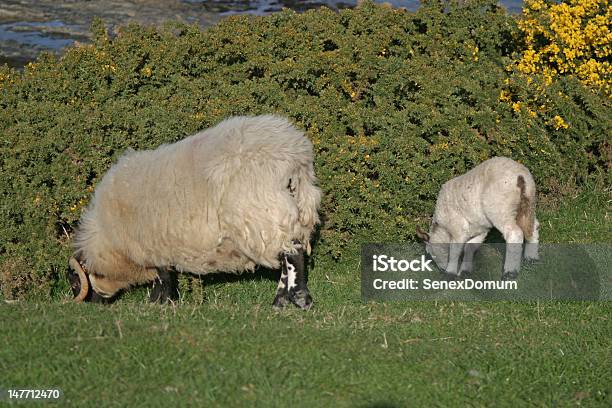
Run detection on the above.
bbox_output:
[0,0,609,299]
[499,0,612,152]
[515,0,611,95]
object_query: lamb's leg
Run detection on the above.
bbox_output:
[273,241,313,310]
[524,218,540,261]
[459,232,488,275]
[445,241,464,277]
[500,224,524,280]
[149,267,178,303]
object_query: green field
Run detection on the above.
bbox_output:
[1,2,610,406]
[2,186,610,407]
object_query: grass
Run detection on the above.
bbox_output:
[1,185,610,407]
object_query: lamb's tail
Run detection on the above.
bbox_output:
[516,175,536,240]
[291,163,321,254]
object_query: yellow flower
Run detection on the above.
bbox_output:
[551,115,569,129]
[499,90,511,102]
[141,66,153,77]
[516,0,611,96]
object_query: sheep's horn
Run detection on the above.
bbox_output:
[69,257,89,303]
[415,226,430,242]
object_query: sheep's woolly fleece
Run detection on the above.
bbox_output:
[73,115,321,294]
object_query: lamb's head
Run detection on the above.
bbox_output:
[416,223,450,272]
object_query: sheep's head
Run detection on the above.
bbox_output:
[67,257,90,302]
[67,257,112,303]
[416,223,449,272]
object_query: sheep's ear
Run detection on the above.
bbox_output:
[415,226,430,242]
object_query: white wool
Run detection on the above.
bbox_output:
[425,157,539,276]
[73,115,321,293]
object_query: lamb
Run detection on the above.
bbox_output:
[67,114,321,309]
[416,157,539,280]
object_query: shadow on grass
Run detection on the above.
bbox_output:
[107,266,281,304]
[196,265,279,286]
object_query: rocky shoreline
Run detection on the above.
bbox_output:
[0,0,224,68]
[0,0,520,68]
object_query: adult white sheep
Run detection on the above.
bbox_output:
[67,114,321,309]
[416,157,539,280]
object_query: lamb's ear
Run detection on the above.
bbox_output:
[415,226,430,242]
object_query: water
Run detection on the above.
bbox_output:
[182,0,420,14]
[182,0,523,15]
[0,0,524,69]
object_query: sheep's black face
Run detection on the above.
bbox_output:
[66,267,112,303]
[88,291,113,303]
[67,267,85,298]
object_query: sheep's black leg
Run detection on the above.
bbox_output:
[273,241,313,310]
[272,262,291,310]
[287,244,313,310]
[150,267,178,303]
